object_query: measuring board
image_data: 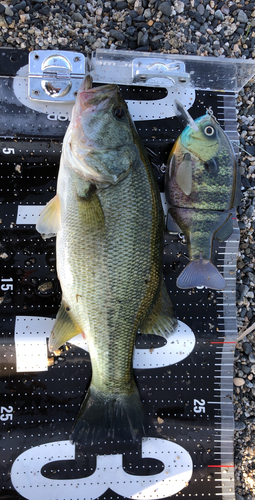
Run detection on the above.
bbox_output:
[0,48,251,500]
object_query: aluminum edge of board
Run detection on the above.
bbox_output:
[216,93,239,500]
[219,218,240,500]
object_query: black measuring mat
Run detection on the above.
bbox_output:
[0,49,239,500]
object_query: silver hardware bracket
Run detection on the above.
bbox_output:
[132,58,190,87]
[28,50,86,103]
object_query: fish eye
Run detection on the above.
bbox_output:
[113,106,126,119]
[204,125,215,136]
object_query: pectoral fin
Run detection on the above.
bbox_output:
[176,153,192,195]
[36,195,61,239]
[139,280,177,338]
[49,300,82,351]
[215,216,233,241]
[168,154,175,180]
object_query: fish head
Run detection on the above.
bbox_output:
[63,79,139,185]
[69,81,134,154]
[180,115,221,162]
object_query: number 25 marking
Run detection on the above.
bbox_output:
[193,399,206,414]
[0,406,14,421]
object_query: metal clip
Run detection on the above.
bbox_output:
[28,50,86,102]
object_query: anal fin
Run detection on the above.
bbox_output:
[139,280,177,338]
[49,300,82,351]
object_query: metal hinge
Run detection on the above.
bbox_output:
[132,58,190,87]
[28,50,86,102]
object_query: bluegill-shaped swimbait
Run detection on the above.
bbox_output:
[165,114,240,290]
[36,77,177,446]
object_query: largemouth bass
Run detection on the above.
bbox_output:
[36,77,176,446]
[165,113,240,290]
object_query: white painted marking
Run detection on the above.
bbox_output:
[15,316,54,372]
[14,317,195,372]
[16,205,44,225]
[11,437,193,500]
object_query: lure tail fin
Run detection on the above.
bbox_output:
[177,258,226,290]
[70,383,146,447]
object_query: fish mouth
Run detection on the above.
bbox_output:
[77,79,120,112]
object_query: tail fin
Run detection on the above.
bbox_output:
[177,259,226,290]
[70,383,146,447]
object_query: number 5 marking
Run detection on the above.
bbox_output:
[2,148,15,154]
[11,437,192,500]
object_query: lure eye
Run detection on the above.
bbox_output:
[204,125,215,136]
[114,106,126,119]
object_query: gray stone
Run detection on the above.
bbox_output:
[158,2,172,17]
[12,1,27,11]
[245,205,254,218]
[199,36,207,44]
[5,6,14,16]
[213,40,220,49]
[235,420,246,431]
[236,493,245,500]
[214,9,225,21]
[164,40,171,50]
[137,29,149,46]
[109,29,125,41]
[5,16,14,25]
[86,35,96,44]
[241,365,251,375]
[237,10,248,24]
[197,4,204,16]
[144,8,152,18]
[238,284,249,301]
[72,12,84,21]
[184,42,198,53]
[245,379,254,389]
[242,342,253,355]
[116,1,129,10]
[249,353,255,364]
[126,26,137,36]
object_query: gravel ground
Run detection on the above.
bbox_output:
[0,0,255,498]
